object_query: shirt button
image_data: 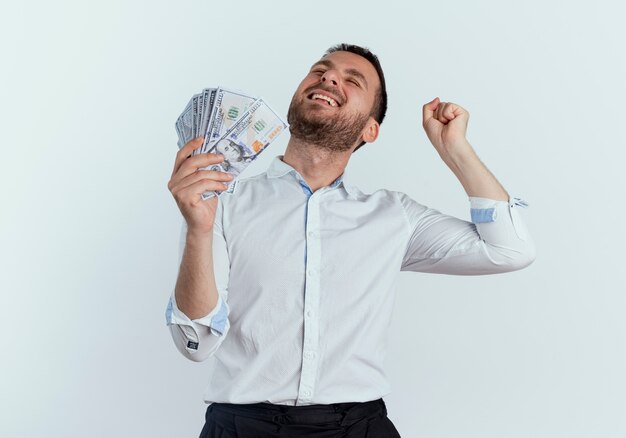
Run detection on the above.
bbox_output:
[302,390,311,397]
[306,310,313,318]
[308,269,317,277]
[307,231,316,238]
[304,351,315,359]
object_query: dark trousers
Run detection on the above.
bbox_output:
[199,398,402,437]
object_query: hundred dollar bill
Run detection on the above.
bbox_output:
[195,88,217,155]
[197,92,205,136]
[200,98,288,200]
[189,88,216,155]
[175,99,193,148]
[191,93,200,139]
[201,87,257,154]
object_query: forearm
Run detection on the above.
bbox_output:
[441,141,509,201]
[174,229,219,320]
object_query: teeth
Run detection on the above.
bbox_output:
[312,93,338,107]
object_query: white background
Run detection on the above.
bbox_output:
[1,1,625,436]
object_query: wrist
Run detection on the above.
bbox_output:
[440,139,475,162]
[186,226,214,242]
[440,145,479,175]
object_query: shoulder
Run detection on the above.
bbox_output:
[343,185,428,218]
[374,189,432,220]
[348,186,418,207]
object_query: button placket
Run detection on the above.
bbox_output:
[298,192,322,403]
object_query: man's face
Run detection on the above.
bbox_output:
[287,51,381,152]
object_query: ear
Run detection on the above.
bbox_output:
[361,117,380,143]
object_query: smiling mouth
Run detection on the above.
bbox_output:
[308,92,340,107]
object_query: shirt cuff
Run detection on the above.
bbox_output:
[165,292,228,350]
[468,195,530,241]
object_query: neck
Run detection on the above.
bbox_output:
[282,136,355,192]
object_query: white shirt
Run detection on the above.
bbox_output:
[165,154,535,406]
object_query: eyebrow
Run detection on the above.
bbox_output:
[311,59,369,90]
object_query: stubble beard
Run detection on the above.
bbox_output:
[287,94,370,153]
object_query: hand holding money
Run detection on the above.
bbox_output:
[174,86,288,200]
[167,138,234,234]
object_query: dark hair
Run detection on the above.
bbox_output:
[323,43,387,152]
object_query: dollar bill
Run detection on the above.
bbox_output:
[201,87,257,154]
[193,88,217,156]
[200,98,288,200]
[191,89,207,154]
[201,88,216,135]
[191,93,200,139]
[175,99,193,148]
[197,92,205,137]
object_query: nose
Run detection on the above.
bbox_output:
[321,69,339,87]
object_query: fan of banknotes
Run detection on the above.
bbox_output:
[175,87,288,199]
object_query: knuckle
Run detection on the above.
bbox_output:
[210,171,227,181]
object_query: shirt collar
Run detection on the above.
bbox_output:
[266,155,358,198]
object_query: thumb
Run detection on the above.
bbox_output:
[422,97,440,125]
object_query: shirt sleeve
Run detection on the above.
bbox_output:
[165,199,231,362]
[397,192,536,275]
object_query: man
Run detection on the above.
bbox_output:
[165,43,535,437]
